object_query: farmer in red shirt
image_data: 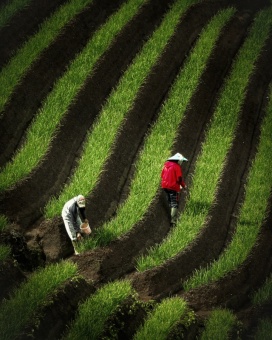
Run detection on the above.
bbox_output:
[161,153,188,226]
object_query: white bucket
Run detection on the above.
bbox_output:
[80,223,92,235]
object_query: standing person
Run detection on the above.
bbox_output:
[161,153,188,226]
[62,194,89,255]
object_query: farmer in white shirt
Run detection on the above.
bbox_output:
[62,195,89,255]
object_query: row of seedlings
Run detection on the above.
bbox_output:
[0,261,77,340]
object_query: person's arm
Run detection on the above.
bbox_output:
[79,207,88,223]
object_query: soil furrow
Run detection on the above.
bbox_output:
[0,0,176,227]
[0,0,127,167]
[0,0,68,68]
[130,32,272,300]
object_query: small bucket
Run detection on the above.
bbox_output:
[80,223,92,235]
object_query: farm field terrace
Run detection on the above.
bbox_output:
[0,0,272,338]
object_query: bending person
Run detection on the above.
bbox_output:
[62,194,89,255]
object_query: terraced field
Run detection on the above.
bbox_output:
[0,0,272,338]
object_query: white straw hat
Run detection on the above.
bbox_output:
[167,153,188,162]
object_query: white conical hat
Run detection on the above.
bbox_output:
[167,153,188,162]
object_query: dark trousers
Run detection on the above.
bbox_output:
[163,189,179,208]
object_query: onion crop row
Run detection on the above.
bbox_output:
[45,0,200,219]
[134,297,190,340]
[0,261,77,340]
[184,82,272,290]
[0,0,32,29]
[0,0,145,192]
[200,309,237,340]
[64,280,132,339]
[136,6,272,272]
[72,6,235,252]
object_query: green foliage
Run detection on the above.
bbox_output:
[134,297,191,340]
[45,0,200,220]
[255,318,272,340]
[252,274,272,306]
[201,309,236,340]
[0,215,8,231]
[0,0,32,28]
[0,261,77,340]
[137,6,272,272]
[0,244,11,262]
[65,280,133,340]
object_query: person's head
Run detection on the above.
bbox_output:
[167,153,188,165]
[76,195,86,208]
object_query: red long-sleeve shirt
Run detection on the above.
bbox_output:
[161,161,186,192]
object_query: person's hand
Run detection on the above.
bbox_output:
[76,233,82,241]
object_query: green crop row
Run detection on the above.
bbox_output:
[136,6,272,272]
[252,273,272,306]
[0,0,145,192]
[0,0,94,116]
[45,0,200,220]
[72,6,235,252]
[64,280,132,339]
[134,297,191,340]
[0,261,77,340]
[200,309,237,340]
[183,82,272,290]
[0,0,32,28]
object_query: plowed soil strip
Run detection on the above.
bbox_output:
[0,0,125,167]
[0,0,175,227]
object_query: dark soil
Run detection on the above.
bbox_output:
[0,0,272,338]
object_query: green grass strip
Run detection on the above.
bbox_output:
[45,0,200,220]
[65,280,132,340]
[201,309,236,340]
[252,274,272,306]
[0,261,77,340]
[0,215,8,231]
[255,318,272,340]
[0,0,94,115]
[183,82,272,290]
[137,7,272,272]
[85,7,234,250]
[0,244,11,262]
[0,0,32,28]
[134,297,188,340]
[0,0,145,192]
